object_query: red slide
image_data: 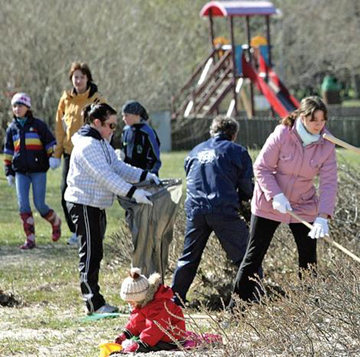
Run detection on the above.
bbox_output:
[242,55,299,118]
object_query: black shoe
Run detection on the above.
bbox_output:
[172,296,188,308]
[93,303,119,314]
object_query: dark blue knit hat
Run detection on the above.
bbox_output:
[122,100,148,120]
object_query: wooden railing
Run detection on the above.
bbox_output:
[171,48,217,117]
[195,66,232,114]
[171,49,233,118]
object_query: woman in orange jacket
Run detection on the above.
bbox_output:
[50,62,106,245]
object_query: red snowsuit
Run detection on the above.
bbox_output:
[123,278,186,348]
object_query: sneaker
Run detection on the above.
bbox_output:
[67,233,78,246]
[20,240,36,250]
[94,303,119,314]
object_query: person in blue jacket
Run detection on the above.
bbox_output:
[4,92,62,249]
[121,101,161,175]
[171,115,254,306]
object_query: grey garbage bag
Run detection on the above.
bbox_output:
[118,179,182,280]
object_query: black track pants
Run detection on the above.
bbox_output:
[67,202,107,312]
[61,154,76,233]
[232,214,317,302]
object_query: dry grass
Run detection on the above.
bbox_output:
[1,152,360,356]
[108,158,360,356]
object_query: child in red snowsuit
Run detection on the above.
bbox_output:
[115,268,186,353]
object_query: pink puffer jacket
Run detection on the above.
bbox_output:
[251,122,337,223]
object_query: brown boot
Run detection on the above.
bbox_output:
[19,212,36,249]
[43,209,62,242]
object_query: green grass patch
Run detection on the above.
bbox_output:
[342,98,360,107]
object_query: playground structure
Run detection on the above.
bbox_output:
[171,1,299,119]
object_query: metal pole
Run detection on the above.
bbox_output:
[229,16,238,116]
[266,15,275,118]
[266,15,272,67]
[245,16,255,117]
[209,10,216,53]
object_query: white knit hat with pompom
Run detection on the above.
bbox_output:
[120,267,149,302]
[11,92,31,108]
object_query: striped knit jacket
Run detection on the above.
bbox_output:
[4,116,56,176]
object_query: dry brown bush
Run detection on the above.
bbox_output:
[110,160,360,307]
[109,160,360,355]
[0,0,207,130]
[186,260,360,356]
[1,0,360,148]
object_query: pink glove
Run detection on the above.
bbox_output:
[114,332,127,345]
[121,341,139,354]
[184,331,223,349]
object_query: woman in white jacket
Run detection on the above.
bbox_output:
[65,103,159,314]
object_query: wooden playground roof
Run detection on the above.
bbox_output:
[200,1,277,17]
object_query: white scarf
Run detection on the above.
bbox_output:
[296,118,320,147]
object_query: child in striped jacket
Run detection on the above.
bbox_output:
[4,92,61,249]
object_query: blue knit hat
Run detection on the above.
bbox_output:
[122,100,148,120]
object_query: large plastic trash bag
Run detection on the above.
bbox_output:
[118,179,182,280]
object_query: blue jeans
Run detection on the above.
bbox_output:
[15,172,50,215]
[171,213,250,304]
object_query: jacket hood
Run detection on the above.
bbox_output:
[71,124,103,146]
[138,272,162,308]
[213,132,232,141]
[70,82,99,98]
[13,115,35,125]
[132,119,147,126]
[78,124,102,139]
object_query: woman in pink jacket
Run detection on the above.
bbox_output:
[230,96,337,305]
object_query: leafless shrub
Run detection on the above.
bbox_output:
[209,259,360,356]
[107,160,360,355]
[109,160,360,312]
[107,222,133,268]
[1,0,359,146]
[0,0,208,136]
[331,156,360,244]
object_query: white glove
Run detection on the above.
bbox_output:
[133,189,153,206]
[146,172,161,185]
[308,217,329,239]
[115,149,125,161]
[49,157,61,170]
[272,193,292,214]
[7,175,15,186]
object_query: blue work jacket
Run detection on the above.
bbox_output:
[184,134,254,217]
